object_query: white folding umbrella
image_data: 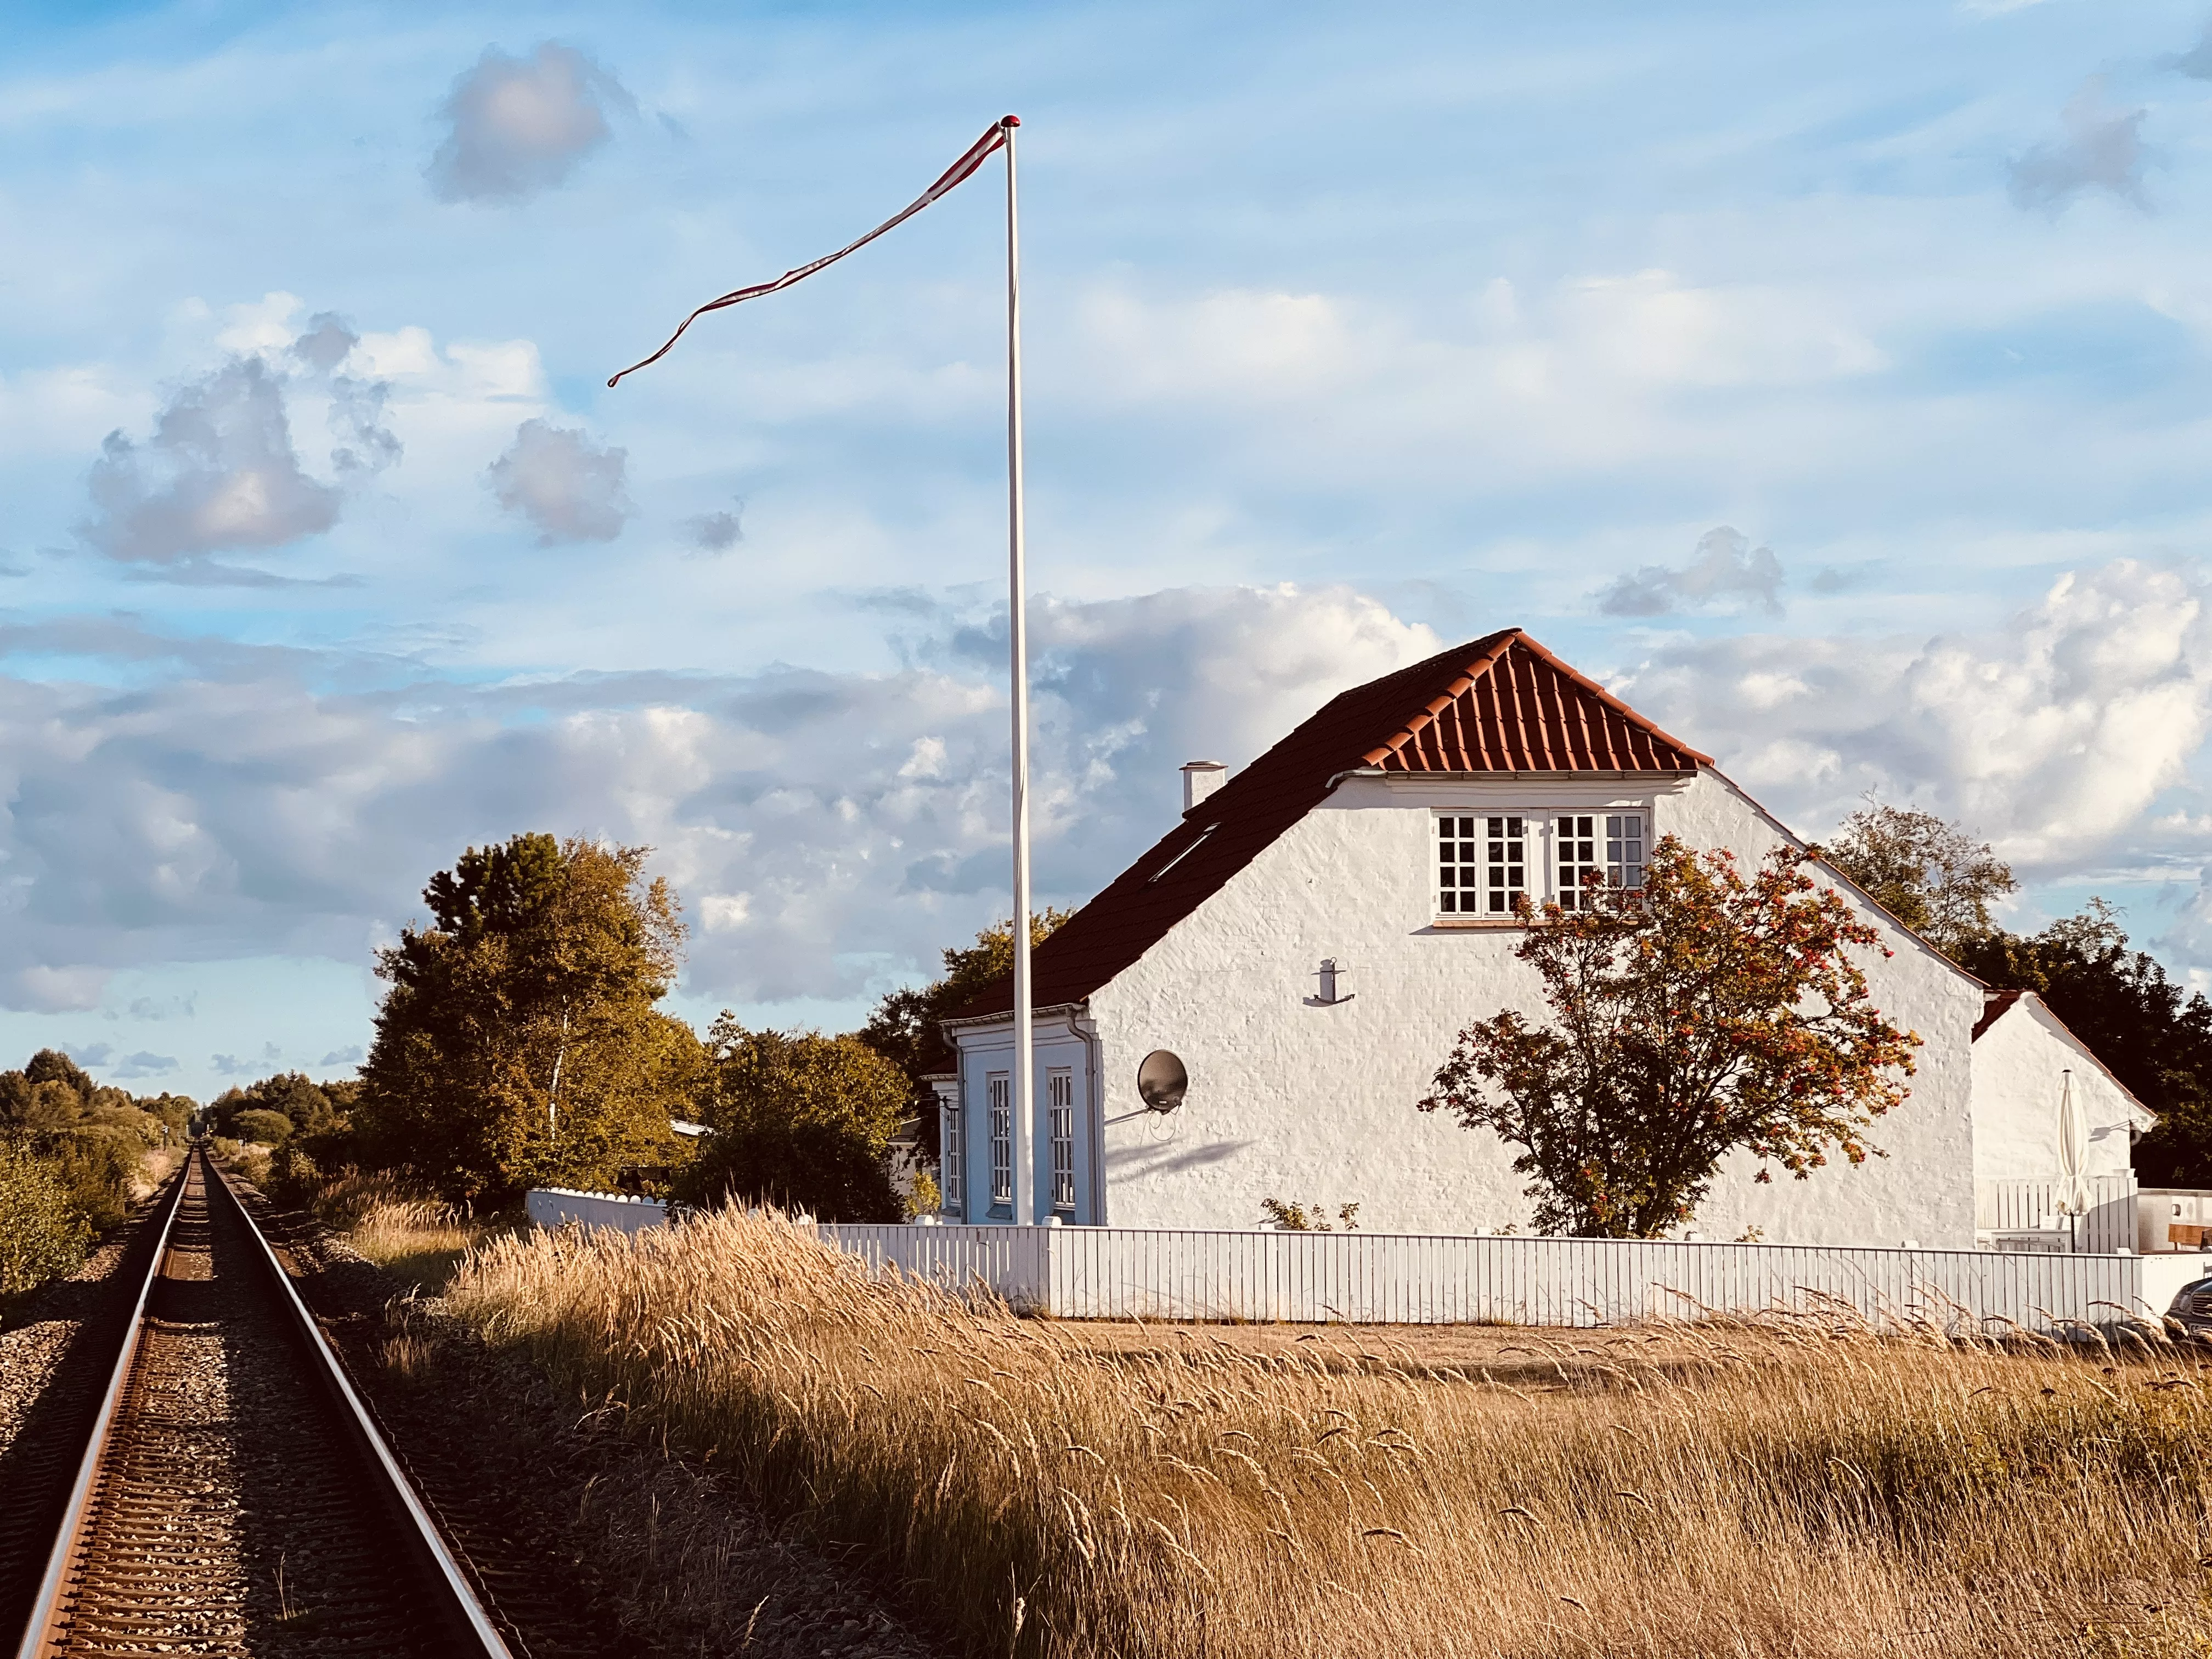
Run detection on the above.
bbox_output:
[2055,1069,2091,1252]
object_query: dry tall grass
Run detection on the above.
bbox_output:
[309,1168,485,1294]
[443,1209,2212,1659]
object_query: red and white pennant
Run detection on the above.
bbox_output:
[608,117,1018,388]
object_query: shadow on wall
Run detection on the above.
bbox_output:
[1104,1138,1253,1182]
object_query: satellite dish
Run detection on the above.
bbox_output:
[1137,1049,1188,1113]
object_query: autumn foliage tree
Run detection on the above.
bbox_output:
[1419,837,1921,1238]
[357,833,698,1200]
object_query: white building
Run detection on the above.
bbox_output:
[934,629,2149,1248]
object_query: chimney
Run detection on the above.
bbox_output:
[1180,760,1227,813]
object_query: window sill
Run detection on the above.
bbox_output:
[1425,917,1526,930]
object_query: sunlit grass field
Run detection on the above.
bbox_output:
[436,1208,2212,1658]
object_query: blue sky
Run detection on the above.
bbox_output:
[6,0,2212,1098]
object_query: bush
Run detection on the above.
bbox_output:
[40,1126,142,1229]
[227,1144,273,1189]
[675,1114,903,1222]
[266,1143,324,1209]
[230,1108,294,1147]
[0,1139,93,1299]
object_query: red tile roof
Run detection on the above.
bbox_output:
[1971,989,2025,1043]
[1364,631,1709,774]
[951,629,1709,1023]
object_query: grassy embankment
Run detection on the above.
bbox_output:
[215,1149,493,1296]
[438,1208,2212,1659]
[306,1170,487,1294]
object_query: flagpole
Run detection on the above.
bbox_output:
[1002,115,1035,1226]
[600,116,1037,1220]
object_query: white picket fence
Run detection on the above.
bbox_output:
[821,1222,2208,1334]
[525,1187,670,1235]
[1976,1175,2138,1254]
[521,1189,2207,1333]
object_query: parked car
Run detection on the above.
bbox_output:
[2170,1274,2212,1339]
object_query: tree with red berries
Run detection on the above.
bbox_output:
[1419,837,1920,1238]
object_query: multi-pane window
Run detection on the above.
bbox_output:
[987,1073,1012,1207]
[940,1096,964,1211]
[1556,814,1599,909]
[1440,808,1650,916]
[1047,1069,1075,1213]
[1485,816,1526,913]
[1435,815,1479,913]
[1606,814,1647,891]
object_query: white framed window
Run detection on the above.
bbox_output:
[1437,805,1651,917]
[1556,814,1599,910]
[1436,815,1480,913]
[987,1072,1012,1207]
[1437,812,1530,916]
[1483,815,1527,914]
[940,1095,964,1211]
[1606,814,1647,891]
[1048,1069,1075,1212]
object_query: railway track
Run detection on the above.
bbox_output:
[12,1147,522,1658]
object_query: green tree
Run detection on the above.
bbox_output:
[230,1108,295,1146]
[24,1048,95,1099]
[356,833,696,1200]
[209,1073,340,1138]
[1820,800,2017,957]
[1956,901,2212,1187]
[859,909,1074,1158]
[673,1017,910,1222]
[1419,838,1922,1238]
[136,1093,195,1144]
[0,1072,79,1136]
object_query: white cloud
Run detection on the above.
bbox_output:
[487,418,631,543]
[691,505,743,552]
[2009,77,2147,212]
[427,42,632,204]
[1597,526,1784,618]
[2168,19,2212,78]
[1060,272,1891,500]
[1615,559,2212,871]
[0,584,1434,1009]
[81,357,340,564]
[76,302,402,571]
[9,966,110,1013]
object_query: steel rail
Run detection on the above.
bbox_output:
[12,1149,519,1659]
[200,1154,520,1657]
[11,1154,189,1659]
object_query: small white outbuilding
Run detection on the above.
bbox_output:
[1968,989,2153,1250]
